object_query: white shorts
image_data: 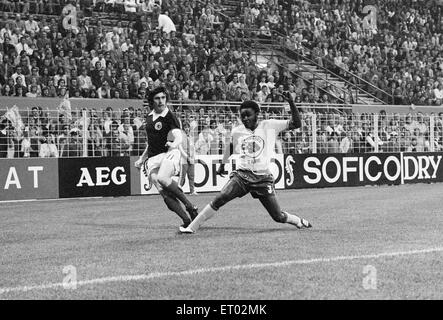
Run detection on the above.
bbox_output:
[145,149,181,180]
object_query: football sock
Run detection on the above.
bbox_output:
[283,212,302,227]
[160,190,191,224]
[165,180,195,210]
[186,204,218,232]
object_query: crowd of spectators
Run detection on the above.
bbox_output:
[0,0,314,104]
[2,0,443,158]
[290,109,443,154]
[2,0,443,106]
[0,105,148,157]
[243,0,443,106]
[2,104,443,158]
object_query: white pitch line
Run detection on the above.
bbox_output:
[0,197,104,204]
[1,247,442,295]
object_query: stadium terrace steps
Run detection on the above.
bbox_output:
[218,0,243,19]
[245,32,385,104]
[252,48,380,104]
[296,61,380,104]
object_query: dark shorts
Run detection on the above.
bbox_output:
[229,170,276,199]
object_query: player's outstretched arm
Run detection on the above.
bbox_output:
[280,93,302,130]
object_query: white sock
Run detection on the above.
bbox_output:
[187,204,217,232]
[285,212,302,227]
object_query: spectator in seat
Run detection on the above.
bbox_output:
[1,84,14,96]
[88,116,104,157]
[107,123,124,156]
[24,15,39,34]
[149,62,162,82]
[179,122,197,195]
[39,133,58,158]
[92,69,107,90]
[385,132,401,153]
[12,14,25,34]
[14,77,27,96]
[97,81,112,99]
[256,85,269,103]
[11,66,26,87]
[195,124,213,155]
[124,0,138,15]
[60,128,81,158]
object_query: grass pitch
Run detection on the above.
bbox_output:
[1,184,442,299]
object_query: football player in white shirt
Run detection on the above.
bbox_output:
[180,95,312,234]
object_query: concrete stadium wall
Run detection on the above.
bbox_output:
[351,104,443,115]
[0,97,144,111]
[1,153,442,201]
[2,97,441,115]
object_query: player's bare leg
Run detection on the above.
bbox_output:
[258,196,312,229]
[156,158,198,220]
[179,203,218,234]
[150,171,192,227]
[180,177,245,234]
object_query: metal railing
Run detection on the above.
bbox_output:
[242,36,353,105]
[242,28,394,105]
[2,103,442,159]
[275,30,394,104]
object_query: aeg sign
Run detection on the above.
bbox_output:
[76,167,127,187]
[284,153,443,189]
[59,157,131,198]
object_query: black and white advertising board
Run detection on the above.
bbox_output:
[59,157,131,198]
[284,153,443,189]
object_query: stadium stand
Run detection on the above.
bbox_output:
[1,0,443,158]
[0,0,361,104]
[241,0,443,106]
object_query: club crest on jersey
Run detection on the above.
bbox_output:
[155,122,163,130]
[240,135,265,158]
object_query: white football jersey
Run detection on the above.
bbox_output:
[231,119,289,175]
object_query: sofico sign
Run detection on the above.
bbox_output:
[284,153,443,189]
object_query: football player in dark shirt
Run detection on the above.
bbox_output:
[135,87,198,227]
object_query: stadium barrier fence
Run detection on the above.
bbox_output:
[1,102,443,159]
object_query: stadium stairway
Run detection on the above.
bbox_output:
[218,0,241,17]
[295,60,380,105]
[244,36,389,105]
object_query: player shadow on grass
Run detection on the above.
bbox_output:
[117,227,309,248]
[74,222,151,229]
[175,225,318,237]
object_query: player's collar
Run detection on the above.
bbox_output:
[149,107,169,121]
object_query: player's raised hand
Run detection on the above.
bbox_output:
[278,92,292,102]
[216,163,226,177]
